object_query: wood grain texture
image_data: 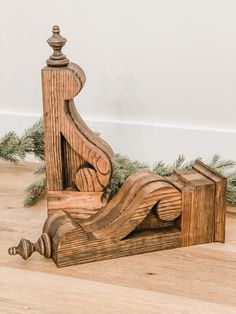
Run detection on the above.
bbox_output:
[40,163,225,267]
[135,209,175,230]
[47,190,108,219]
[41,210,180,267]
[38,170,182,266]
[2,160,235,313]
[8,233,51,260]
[56,228,181,267]
[8,27,227,268]
[81,172,182,241]
[169,168,216,246]
[193,160,227,242]
[2,266,236,314]
[42,63,114,193]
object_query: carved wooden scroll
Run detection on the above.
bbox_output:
[8,26,227,268]
[42,25,114,194]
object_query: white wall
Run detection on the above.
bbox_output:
[0,0,236,164]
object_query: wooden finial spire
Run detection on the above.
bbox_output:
[46,25,69,67]
[8,233,52,260]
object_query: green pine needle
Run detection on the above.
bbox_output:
[34,164,46,175]
[108,154,149,196]
[20,118,45,161]
[0,118,236,207]
[23,177,46,207]
[0,131,25,162]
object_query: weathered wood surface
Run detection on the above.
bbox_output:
[41,26,185,267]
[31,163,224,267]
[81,172,182,239]
[193,159,227,242]
[13,171,183,267]
[42,210,180,267]
[47,190,108,219]
[28,26,225,268]
[42,66,114,192]
[1,160,236,313]
[42,28,114,194]
[169,167,216,246]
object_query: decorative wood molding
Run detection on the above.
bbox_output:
[42,26,114,195]
[8,233,51,260]
[8,26,227,267]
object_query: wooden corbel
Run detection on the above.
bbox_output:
[8,26,227,267]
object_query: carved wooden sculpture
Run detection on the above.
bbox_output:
[8,26,227,267]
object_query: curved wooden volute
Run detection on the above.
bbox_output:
[42,26,114,192]
[81,172,182,241]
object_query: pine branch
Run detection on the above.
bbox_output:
[0,119,45,162]
[20,118,45,161]
[152,155,197,176]
[108,154,149,196]
[0,131,25,162]
[208,153,236,172]
[23,176,46,207]
[34,164,46,175]
[225,171,236,206]
[0,118,236,207]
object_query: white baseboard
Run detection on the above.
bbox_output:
[0,111,41,137]
[0,111,235,164]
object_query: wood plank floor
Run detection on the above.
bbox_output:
[0,160,236,313]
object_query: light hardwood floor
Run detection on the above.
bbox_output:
[0,160,236,314]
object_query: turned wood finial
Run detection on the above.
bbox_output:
[46,25,69,67]
[8,233,52,260]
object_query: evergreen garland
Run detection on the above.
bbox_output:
[0,119,235,207]
[0,132,25,162]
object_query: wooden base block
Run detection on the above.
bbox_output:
[193,160,227,242]
[53,227,181,267]
[168,166,219,247]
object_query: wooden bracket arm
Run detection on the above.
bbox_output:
[7,26,227,268]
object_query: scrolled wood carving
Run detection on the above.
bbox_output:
[42,26,114,192]
[81,171,182,241]
[8,172,182,264]
[8,26,227,268]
